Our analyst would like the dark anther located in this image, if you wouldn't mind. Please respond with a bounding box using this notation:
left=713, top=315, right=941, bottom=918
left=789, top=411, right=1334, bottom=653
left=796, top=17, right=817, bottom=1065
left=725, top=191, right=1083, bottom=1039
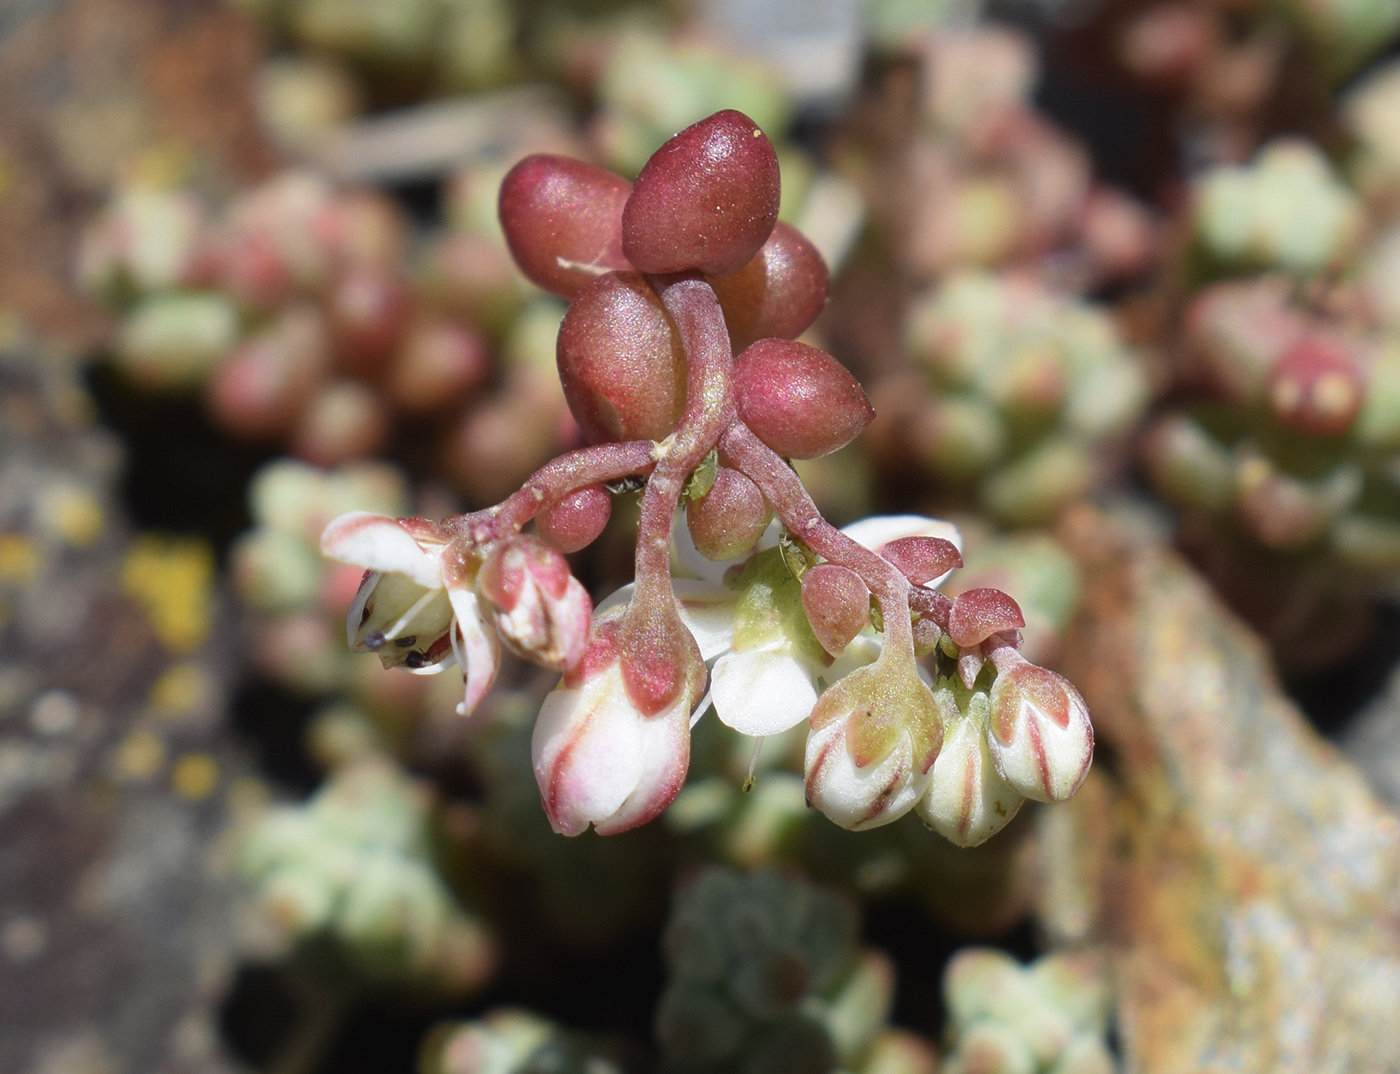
left=405, top=651, right=427, bottom=669
left=364, top=631, right=387, bottom=650
left=359, top=602, right=373, bottom=627
left=393, top=635, right=418, bottom=648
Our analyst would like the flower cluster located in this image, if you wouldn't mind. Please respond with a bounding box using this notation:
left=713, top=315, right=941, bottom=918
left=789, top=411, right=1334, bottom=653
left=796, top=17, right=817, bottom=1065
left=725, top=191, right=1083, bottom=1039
left=321, top=110, right=1093, bottom=843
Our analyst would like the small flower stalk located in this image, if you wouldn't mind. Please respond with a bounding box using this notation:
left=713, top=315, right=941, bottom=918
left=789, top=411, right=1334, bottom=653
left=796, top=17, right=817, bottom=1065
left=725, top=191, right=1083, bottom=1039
left=321, top=110, right=1094, bottom=842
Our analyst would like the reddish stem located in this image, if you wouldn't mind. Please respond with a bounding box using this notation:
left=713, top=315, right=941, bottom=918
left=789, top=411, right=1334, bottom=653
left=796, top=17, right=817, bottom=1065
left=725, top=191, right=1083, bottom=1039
left=719, top=421, right=917, bottom=661
left=443, top=439, right=659, bottom=543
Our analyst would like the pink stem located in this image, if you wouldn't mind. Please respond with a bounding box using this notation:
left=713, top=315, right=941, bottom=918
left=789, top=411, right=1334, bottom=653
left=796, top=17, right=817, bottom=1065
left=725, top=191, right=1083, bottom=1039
left=443, top=439, right=659, bottom=543
left=719, top=421, right=917, bottom=661
left=626, top=275, right=736, bottom=618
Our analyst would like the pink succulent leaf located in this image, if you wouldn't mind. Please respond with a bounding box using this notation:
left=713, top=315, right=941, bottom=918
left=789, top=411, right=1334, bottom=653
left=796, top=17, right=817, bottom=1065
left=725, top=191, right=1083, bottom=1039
left=445, top=586, right=501, bottom=715
left=320, top=511, right=442, bottom=588
left=948, top=589, right=1026, bottom=648
left=531, top=659, right=691, bottom=836
left=917, top=697, right=1024, bottom=847
left=880, top=536, right=963, bottom=585
left=671, top=509, right=781, bottom=584
left=986, top=648, right=1094, bottom=802
left=840, top=515, right=963, bottom=589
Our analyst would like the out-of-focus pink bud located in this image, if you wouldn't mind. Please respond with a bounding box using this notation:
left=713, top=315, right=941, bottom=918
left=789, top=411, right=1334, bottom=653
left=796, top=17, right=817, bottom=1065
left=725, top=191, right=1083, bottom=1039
left=804, top=662, right=943, bottom=831
left=531, top=623, right=693, bottom=836
left=917, top=691, right=1024, bottom=847
left=1267, top=336, right=1366, bottom=437
left=325, top=266, right=413, bottom=379
left=291, top=380, right=391, bottom=467
left=206, top=303, right=330, bottom=440
left=384, top=317, right=491, bottom=415
left=986, top=648, right=1093, bottom=803
left=801, top=563, right=871, bottom=657
left=477, top=535, right=592, bottom=670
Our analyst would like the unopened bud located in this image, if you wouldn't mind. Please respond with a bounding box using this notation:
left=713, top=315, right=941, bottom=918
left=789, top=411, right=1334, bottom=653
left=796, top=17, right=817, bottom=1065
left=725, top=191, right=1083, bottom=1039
left=918, top=688, right=1024, bottom=846
left=477, top=536, right=591, bottom=670
left=986, top=649, right=1092, bottom=802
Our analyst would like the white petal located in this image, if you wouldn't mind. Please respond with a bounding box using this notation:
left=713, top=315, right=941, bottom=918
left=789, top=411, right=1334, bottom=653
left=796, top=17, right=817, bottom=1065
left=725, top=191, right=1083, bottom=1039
left=345, top=570, right=377, bottom=648
left=594, top=694, right=692, bottom=835
left=446, top=587, right=501, bottom=715
left=711, top=648, right=819, bottom=736
left=531, top=667, right=644, bottom=836
left=840, top=515, right=962, bottom=589
left=672, top=580, right=738, bottom=662
left=804, top=721, right=930, bottom=831
left=321, top=512, right=441, bottom=588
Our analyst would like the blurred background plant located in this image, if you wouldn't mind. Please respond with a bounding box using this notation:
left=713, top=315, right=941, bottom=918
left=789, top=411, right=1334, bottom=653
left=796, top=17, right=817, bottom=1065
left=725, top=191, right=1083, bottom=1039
left=5, top=0, right=1400, bottom=1072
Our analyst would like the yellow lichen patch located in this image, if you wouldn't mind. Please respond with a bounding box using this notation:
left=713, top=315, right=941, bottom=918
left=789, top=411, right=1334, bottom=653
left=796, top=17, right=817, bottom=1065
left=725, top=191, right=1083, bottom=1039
left=120, top=535, right=215, bottom=652
left=37, top=485, right=105, bottom=548
left=0, top=534, right=40, bottom=585
left=149, top=662, right=210, bottom=719
left=114, top=728, right=166, bottom=782
left=172, top=753, right=219, bottom=801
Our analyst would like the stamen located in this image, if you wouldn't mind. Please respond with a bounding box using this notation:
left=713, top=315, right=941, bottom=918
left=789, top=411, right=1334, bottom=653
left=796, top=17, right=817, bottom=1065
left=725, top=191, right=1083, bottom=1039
left=405, top=652, right=427, bottom=669
left=691, top=690, right=714, bottom=729
left=742, top=736, right=765, bottom=793
left=384, top=588, right=438, bottom=641
left=363, top=631, right=387, bottom=651
left=393, top=635, right=418, bottom=648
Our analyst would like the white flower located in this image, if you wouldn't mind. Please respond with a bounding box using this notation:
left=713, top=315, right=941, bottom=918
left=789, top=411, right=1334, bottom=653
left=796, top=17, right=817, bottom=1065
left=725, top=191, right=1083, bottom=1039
left=647, top=513, right=961, bottom=739
left=322, top=511, right=500, bottom=715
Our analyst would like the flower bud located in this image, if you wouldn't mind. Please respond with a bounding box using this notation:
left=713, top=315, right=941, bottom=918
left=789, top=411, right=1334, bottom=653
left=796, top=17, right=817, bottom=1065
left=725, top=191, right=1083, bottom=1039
left=622, top=109, right=781, bottom=277
left=916, top=687, right=1024, bottom=846
left=804, top=662, right=943, bottom=830
left=477, top=535, right=592, bottom=670
left=881, top=536, right=963, bottom=586
left=384, top=317, right=491, bottom=415
left=986, top=649, right=1092, bottom=802
left=733, top=339, right=874, bottom=460
left=532, top=622, right=693, bottom=835
left=206, top=303, right=329, bottom=440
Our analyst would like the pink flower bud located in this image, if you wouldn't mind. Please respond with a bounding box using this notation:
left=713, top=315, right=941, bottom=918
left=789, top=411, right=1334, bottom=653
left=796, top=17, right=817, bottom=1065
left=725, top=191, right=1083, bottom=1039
left=986, top=649, right=1093, bottom=802
left=804, top=662, right=943, bottom=831
left=476, top=536, right=591, bottom=670
left=881, top=536, right=963, bottom=586
left=536, top=485, right=612, bottom=554
left=800, top=563, right=871, bottom=657
left=733, top=339, right=875, bottom=460
left=498, top=154, right=633, bottom=299
left=532, top=622, right=692, bottom=836
left=1267, top=336, right=1365, bottom=437
left=622, top=109, right=781, bottom=277
left=917, top=693, right=1024, bottom=847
